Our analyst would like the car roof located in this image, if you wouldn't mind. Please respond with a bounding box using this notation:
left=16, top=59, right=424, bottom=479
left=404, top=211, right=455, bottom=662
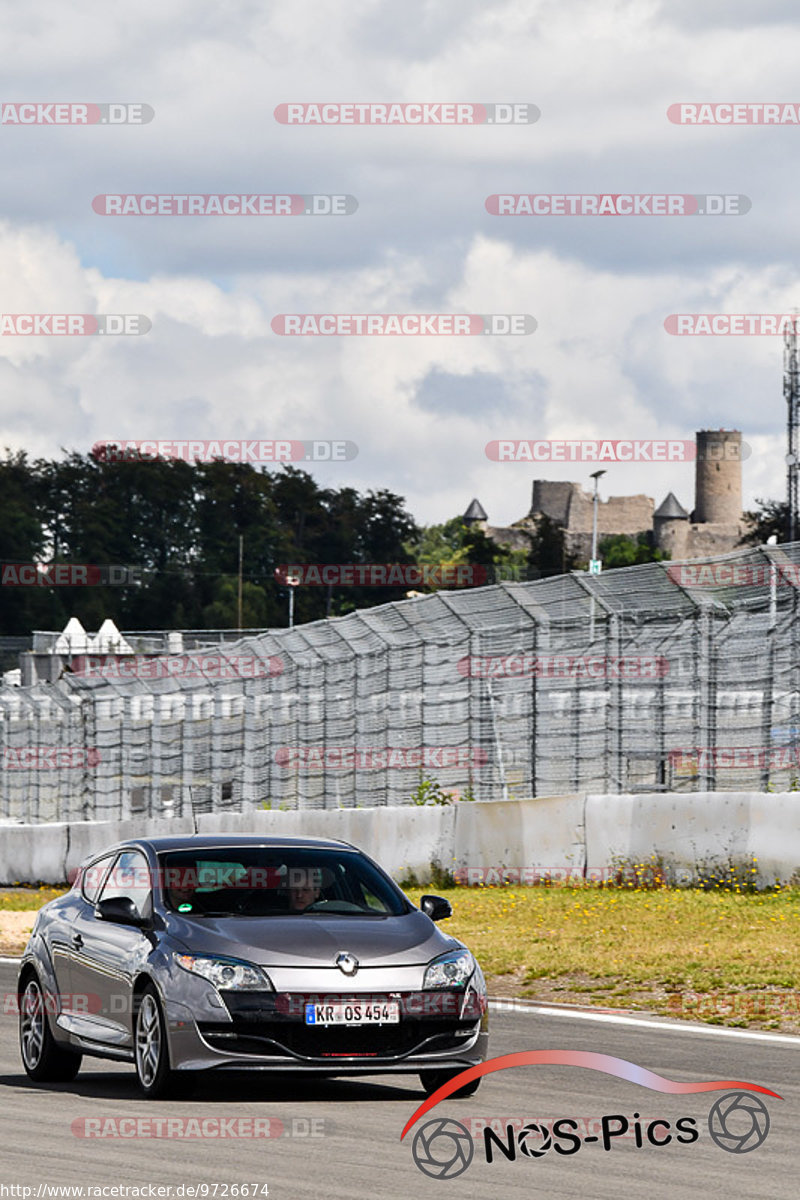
left=85, top=834, right=357, bottom=858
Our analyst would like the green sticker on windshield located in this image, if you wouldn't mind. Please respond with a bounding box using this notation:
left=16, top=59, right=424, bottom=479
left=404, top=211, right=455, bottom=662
left=178, top=903, right=193, bottom=912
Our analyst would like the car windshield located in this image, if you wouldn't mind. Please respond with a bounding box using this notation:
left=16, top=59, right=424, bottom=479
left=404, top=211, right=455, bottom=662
left=158, top=847, right=409, bottom=917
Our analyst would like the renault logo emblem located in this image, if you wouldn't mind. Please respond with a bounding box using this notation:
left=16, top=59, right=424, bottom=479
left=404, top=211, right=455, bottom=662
left=335, top=952, right=359, bottom=976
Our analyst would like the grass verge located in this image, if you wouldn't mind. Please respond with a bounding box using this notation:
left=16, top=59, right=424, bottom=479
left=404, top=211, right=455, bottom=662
left=0, top=888, right=69, bottom=911
left=405, top=884, right=800, bottom=1033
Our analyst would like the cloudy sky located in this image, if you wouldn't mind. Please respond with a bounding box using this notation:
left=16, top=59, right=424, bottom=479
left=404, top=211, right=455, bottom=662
left=1, top=0, right=798, bottom=528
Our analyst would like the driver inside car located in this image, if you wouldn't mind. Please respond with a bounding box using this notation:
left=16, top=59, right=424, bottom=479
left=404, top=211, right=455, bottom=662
left=166, top=868, right=202, bottom=912
left=287, top=880, right=321, bottom=912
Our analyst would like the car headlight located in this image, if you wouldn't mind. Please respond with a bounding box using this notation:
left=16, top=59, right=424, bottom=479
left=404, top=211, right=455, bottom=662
left=174, top=954, right=274, bottom=991
left=423, top=948, right=475, bottom=990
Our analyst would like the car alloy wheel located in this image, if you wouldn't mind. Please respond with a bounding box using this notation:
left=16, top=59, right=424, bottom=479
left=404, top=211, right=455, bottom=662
left=134, top=984, right=175, bottom=1098
left=19, top=974, right=82, bottom=1082
left=20, top=979, right=44, bottom=1070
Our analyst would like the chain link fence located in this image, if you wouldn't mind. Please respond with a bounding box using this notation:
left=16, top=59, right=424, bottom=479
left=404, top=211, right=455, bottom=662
left=2, top=541, right=800, bottom=823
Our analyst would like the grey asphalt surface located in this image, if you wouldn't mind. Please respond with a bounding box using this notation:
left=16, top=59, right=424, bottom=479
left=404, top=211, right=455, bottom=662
left=0, top=962, right=797, bottom=1199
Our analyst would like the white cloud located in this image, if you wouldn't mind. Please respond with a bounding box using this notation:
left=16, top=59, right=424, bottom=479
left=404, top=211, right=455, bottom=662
left=0, top=0, right=797, bottom=537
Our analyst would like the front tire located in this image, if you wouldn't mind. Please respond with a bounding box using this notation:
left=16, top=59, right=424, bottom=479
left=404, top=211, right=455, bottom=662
left=19, top=975, right=82, bottom=1083
left=419, top=1069, right=481, bottom=1098
left=134, top=984, right=176, bottom=1098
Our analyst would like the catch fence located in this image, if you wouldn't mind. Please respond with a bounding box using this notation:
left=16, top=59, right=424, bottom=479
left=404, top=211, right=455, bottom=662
left=2, top=542, right=800, bottom=821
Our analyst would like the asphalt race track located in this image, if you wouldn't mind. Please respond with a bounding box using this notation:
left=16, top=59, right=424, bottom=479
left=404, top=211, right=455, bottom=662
left=0, top=963, right=797, bottom=1199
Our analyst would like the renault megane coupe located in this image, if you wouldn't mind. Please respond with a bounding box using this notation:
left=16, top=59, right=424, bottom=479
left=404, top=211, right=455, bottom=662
left=18, top=835, right=488, bottom=1097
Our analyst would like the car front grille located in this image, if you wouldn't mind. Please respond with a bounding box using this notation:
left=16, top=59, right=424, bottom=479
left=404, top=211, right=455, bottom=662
left=196, top=990, right=482, bottom=1060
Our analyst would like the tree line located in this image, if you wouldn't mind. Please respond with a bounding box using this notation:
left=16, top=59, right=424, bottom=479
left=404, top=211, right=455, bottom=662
left=0, top=449, right=542, bottom=634
left=6, top=446, right=767, bottom=636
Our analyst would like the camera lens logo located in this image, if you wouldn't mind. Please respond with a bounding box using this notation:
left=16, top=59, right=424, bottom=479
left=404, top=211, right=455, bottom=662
left=708, top=1092, right=771, bottom=1153
left=412, top=1118, right=474, bottom=1178
left=517, top=1122, right=552, bottom=1157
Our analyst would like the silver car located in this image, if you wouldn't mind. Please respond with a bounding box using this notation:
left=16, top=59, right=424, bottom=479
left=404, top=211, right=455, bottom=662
left=18, top=835, right=488, bottom=1098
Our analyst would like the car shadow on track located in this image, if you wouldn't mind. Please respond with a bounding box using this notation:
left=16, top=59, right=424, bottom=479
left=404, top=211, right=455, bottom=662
left=0, top=1070, right=425, bottom=1103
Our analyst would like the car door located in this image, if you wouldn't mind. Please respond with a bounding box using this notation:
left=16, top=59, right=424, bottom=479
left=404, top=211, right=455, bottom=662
left=42, top=854, right=116, bottom=1009
left=68, top=849, right=153, bottom=1046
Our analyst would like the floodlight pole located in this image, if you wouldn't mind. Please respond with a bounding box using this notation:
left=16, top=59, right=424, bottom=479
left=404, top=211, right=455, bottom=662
left=237, top=535, right=243, bottom=632
left=589, top=469, right=606, bottom=642
left=590, top=470, right=606, bottom=565
left=288, top=580, right=298, bottom=629
left=767, top=534, right=778, bottom=629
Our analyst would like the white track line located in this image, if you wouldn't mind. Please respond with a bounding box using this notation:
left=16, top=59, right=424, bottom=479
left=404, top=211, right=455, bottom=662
left=489, top=998, right=800, bottom=1045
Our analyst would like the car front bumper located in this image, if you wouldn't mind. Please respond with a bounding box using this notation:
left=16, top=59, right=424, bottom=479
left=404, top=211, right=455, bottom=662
left=164, top=988, right=488, bottom=1074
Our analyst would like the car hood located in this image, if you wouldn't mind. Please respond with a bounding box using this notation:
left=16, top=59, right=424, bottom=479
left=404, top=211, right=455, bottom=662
left=165, top=908, right=457, bottom=968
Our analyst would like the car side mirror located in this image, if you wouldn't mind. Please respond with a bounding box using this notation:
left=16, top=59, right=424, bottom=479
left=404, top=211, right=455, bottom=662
left=95, top=896, right=148, bottom=927
left=420, top=894, right=452, bottom=922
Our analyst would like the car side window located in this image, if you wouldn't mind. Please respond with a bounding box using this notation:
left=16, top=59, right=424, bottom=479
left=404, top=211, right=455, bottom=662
left=97, top=850, right=152, bottom=920
left=81, top=854, right=116, bottom=904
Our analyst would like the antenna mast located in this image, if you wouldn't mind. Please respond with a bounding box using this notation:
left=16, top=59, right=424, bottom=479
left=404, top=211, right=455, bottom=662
left=785, top=321, right=800, bottom=541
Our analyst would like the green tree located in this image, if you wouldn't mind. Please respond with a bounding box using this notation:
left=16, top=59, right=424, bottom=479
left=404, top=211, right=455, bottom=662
left=740, top=498, right=789, bottom=546
left=0, top=450, right=54, bottom=634
left=528, top=515, right=575, bottom=578
left=595, top=533, right=669, bottom=569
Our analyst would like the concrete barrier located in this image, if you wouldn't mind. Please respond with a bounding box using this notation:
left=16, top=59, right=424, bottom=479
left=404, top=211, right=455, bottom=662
left=0, top=807, right=455, bottom=886
left=0, top=799, right=579, bottom=886
left=191, top=806, right=455, bottom=885
left=0, top=821, right=68, bottom=885
left=2, top=792, right=799, bottom=887
left=586, top=791, right=800, bottom=887
left=749, top=793, right=800, bottom=886
left=453, top=794, right=585, bottom=882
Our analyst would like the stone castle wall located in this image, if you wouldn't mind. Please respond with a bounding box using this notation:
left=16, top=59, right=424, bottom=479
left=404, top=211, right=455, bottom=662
left=525, top=480, right=743, bottom=559
left=518, top=435, right=745, bottom=562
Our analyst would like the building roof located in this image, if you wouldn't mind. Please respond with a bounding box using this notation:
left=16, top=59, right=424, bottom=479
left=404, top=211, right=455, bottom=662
left=463, top=498, right=488, bottom=522
left=654, top=491, right=690, bottom=520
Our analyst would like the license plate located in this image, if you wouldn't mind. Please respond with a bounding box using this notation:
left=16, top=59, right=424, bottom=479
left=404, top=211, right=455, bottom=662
left=305, top=1001, right=400, bottom=1025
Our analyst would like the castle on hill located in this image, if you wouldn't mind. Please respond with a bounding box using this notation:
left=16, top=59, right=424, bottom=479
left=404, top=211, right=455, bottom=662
left=467, top=429, right=745, bottom=562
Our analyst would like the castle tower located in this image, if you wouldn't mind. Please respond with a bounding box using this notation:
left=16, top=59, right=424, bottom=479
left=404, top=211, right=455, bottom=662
left=694, top=429, right=742, bottom=525
left=654, top=492, right=690, bottom=557
left=463, top=498, right=488, bottom=531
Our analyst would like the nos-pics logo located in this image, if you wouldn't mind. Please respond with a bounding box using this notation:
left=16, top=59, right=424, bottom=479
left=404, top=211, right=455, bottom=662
left=401, top=1051, right=780, bottom=1179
